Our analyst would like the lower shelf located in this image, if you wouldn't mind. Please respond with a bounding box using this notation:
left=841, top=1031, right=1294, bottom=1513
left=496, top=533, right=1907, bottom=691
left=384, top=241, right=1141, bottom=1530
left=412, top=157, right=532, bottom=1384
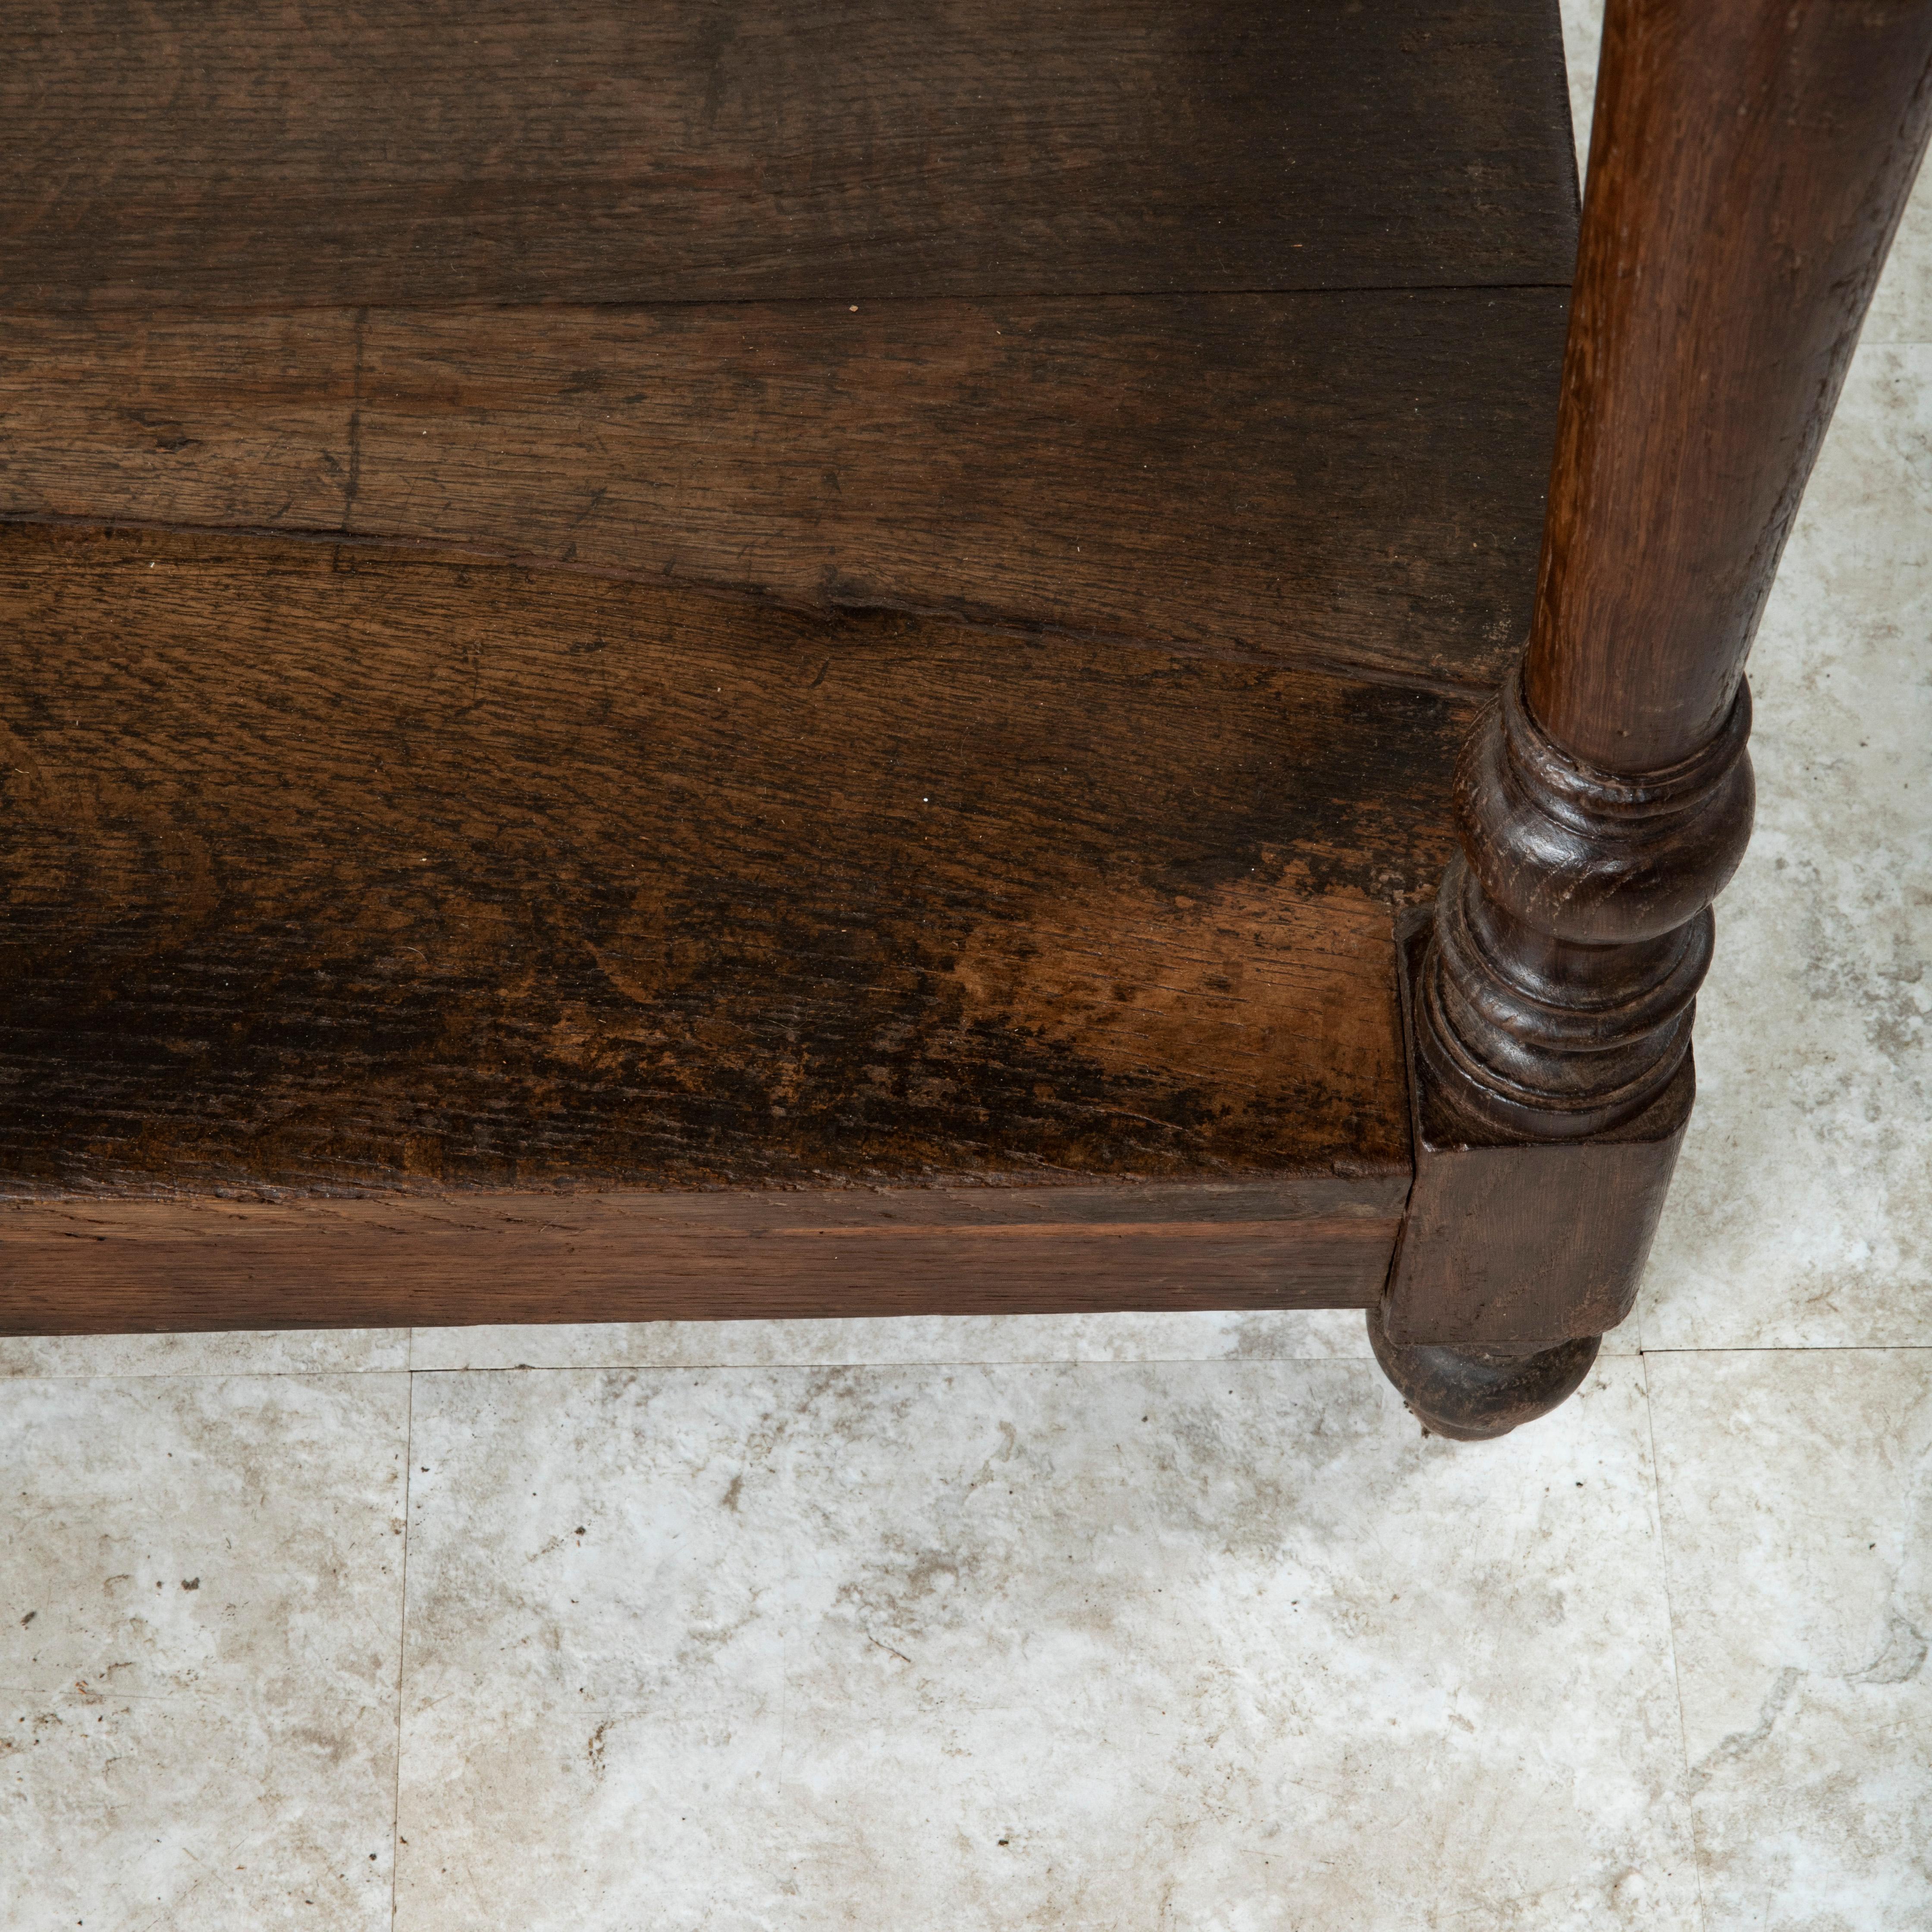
left=0, top=522, right=1471, bottom=1332
left=2, top=522, right=1469, bottom=1185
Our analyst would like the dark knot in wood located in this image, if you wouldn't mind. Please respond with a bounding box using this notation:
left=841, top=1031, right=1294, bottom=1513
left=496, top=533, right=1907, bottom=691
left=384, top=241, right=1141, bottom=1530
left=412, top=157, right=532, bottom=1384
left=1416, top=668, right=1753, bottom=1140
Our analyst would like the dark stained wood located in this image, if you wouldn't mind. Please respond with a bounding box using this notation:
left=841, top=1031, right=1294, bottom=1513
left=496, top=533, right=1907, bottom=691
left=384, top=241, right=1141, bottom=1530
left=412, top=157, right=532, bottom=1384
left=0, top=1182, right=1402, bottom=1335
left=0, top=1, right=1592, bottom=1347
left=1528, top=0, right=1932, bottom=770
left=0, top=522, right=1473, bottom=1201
left=0, top=291, right=1571, bottom=693
left=1415, top=665, right=1752, bottom=1140
left=0, top=1, right=1578, bottom=313
left=1367, top=1311, right=1600, bottom=1443
left=1385, top=914, right=1689, bottom=1349
left=1414, top=0, right=1932, bottom=1152
left=1388, top=0, right=1932, bottom=1436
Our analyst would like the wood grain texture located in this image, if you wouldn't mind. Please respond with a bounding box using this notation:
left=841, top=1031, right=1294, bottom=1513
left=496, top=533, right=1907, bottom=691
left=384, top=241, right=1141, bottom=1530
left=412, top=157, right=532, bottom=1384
left=1386, top=0, right=1932, bottom=1433
left=0, top=0, right=1588, bottom=1335
left=1386, top=915, right=1690, bottom=1349
left=0, top=522, right=1474, bottom=1200
left=1411, top=0, right=1932, bottom=1147
left=0, top=1182, right=1402, bottom=1333
left=1, top=0, right=1578, bottom=311
left=1415, top=665, right=1752, bottom=1140
left=0, top=291, right=1571, bottom=692
left=1527, top=0, right=1932, bottom=768
left=1367, top=1306, right=1600, bottom=1441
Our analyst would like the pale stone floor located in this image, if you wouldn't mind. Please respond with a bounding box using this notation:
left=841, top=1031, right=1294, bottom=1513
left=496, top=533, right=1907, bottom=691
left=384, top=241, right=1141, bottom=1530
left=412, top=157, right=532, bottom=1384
left=5, top=17, right=1929, bottom=1931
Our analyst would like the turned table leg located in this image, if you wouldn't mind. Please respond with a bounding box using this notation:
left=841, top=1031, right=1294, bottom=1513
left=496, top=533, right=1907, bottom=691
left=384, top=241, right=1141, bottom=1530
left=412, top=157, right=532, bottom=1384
left=1375, top=0, right=1932, bottom=1437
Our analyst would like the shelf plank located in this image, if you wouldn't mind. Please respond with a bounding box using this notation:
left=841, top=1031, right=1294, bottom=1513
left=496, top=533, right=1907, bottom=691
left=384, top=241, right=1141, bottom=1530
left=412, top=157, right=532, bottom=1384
left=0, top=290, right=1568, bottom=692
left=1, top=0, right=1577, bottom=310
left=0, top=0, right=1578, bottom=1327
left=0, top=522, right=1472, bottom=1201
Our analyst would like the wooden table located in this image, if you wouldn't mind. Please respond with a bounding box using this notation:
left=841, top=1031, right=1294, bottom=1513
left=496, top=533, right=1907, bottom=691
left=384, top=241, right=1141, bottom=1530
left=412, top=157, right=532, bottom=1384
left=2, top=0, right=1925, bottom=1437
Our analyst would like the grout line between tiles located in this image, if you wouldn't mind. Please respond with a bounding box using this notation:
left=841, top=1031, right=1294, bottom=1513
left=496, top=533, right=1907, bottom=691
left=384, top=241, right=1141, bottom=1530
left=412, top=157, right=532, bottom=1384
left=1640, top=1349, right=1711, bottom=1932
left=389, top=1362, right=415, bottom=1932
left=1637, top=1342, right=1932, bottom=1355
left=392, top=1348, right=1764, bottom=1375
left=0, top=1363, right=414, bottom=1382
left=399, top=1355, right=1380, bottom=1374
left=2, top=1339, right=1926, bottom=1383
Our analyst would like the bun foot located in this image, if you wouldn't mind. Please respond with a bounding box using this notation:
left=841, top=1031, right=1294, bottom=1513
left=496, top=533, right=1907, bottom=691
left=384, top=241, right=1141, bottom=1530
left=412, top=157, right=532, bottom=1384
left=1366, top=1305, right=1601, bottom=1441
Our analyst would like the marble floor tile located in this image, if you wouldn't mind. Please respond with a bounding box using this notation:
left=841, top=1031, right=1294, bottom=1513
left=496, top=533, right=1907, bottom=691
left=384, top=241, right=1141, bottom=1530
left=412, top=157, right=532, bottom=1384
left=1647, top=1349, right=1932, bottom=1932
left=394, top=1357, right=1697, bottom=1932
left=408, top=1308, right=1376, bottom=1374
left=0, top=1374, right=411, bottom=1931
left=410, top=1303, right=1641, bottom=1373
left=1559, top=0, right=1601, bottom=176
left=1865, top=181, right=1932, bottom=348
left=0, top=1327, right=411, bottom=1379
